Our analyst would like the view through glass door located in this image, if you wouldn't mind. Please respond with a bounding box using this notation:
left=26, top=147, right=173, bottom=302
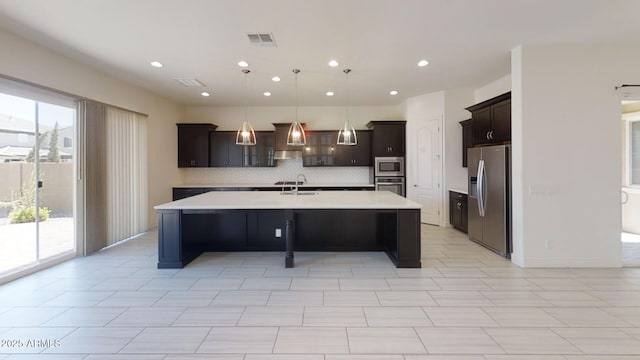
left=621, top=99, right=640, bottom=265
left=0, top=91, right=75, bottom=276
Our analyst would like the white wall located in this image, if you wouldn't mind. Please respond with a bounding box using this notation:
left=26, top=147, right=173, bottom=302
left=0, top=28, right=183, bottom=228
left=511, top=44, right=640, bottom=267
left=444, top=88, right=475, bottom=192
left=475, top=74, right=511, bottom=103
left=181, top=105, right=403, bottom=185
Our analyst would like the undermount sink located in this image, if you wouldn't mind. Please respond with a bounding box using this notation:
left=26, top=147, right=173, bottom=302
left=280, top=191, right=320, bottom=196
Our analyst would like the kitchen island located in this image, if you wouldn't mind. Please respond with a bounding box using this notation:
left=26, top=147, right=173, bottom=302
left=154, top=191, right=422, bottom=268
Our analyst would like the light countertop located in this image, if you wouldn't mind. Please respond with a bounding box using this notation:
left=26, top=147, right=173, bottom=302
left=155, top=190, right=421, bottom=210
left=448, top=187, right=468, bottom=195
left=174, top=183, right=375, bottom=188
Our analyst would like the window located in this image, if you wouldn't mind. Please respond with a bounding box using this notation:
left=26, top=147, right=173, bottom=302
left=64, top=136, right=72, bottom=147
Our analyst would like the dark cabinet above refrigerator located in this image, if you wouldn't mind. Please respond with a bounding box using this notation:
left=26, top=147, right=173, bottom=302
left=465, top=92, right=511, bottom=146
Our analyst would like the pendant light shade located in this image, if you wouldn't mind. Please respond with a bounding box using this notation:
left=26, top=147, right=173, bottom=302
left=337, top=120, right=357, bottom=145
left=236, top=120, right=256, bottom=145
left=236, top=69, right=257, bottom=145
left=287, top=69, right=306, bottom=146
left=337, top=68, right=357, bottom=145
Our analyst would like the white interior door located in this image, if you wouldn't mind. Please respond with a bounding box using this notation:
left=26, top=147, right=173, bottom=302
left=413, top=118, right=442, bottom=225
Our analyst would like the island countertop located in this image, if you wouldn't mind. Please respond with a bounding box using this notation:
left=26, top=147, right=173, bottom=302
left=173, top=182, right=374, bottom=188
left=155, top=190, right=422, bottom=210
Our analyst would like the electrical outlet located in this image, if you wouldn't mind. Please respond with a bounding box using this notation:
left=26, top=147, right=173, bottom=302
left=275, top=229, right=282, bottom=238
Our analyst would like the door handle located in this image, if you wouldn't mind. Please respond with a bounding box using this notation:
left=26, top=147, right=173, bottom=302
left=477, top=159, right=486, bottom=217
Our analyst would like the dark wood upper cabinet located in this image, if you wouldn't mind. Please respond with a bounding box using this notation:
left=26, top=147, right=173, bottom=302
left=490, top=99, right=511, bottom=143
left=303, top=131, right=337, bottom=167
left=335, top=130, right=372, bottom=166
left=466, top=92, right=511, bottom=145
left=302, top=130, right=372, bottom=167
left=244, top=131, right=276, bottom=167
left=366, top=121, right=406, bottom=157
left=209, top=131, right=243, bottom=167
left=177, top=123, right=216, bottom=168
left=459, top=119, right=473, bottom=167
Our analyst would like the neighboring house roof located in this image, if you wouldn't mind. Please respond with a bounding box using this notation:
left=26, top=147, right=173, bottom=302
left=0, top=113, right=52, bottom=135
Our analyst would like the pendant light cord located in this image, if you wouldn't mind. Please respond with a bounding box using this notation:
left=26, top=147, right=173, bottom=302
left=345, top=69, right=350, bottom=122
left=243, top=69, right=249, bottom=123
left=294, top=69, right=299, bottom=122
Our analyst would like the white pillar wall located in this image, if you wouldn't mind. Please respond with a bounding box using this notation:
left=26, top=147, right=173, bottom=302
left=511, top=44, right=640, bottom=267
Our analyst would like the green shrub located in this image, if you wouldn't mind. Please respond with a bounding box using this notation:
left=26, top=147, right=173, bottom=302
left=8, top=206, right=50, bottom=224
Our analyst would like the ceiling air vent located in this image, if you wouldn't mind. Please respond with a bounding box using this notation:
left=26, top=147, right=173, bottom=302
left=247, top=33, right=276, bottom=47
left=175, top=78, right=206, bottom=87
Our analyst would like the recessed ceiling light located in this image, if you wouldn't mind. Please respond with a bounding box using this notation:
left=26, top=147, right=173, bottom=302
left=201, top=92, right=210, bottom=97
left=328, top=60, right=339, bottom=67
left=326, top=91, right=334, bottom=96
left=150, top=61, right=163, bottom=68
left=389, top=90, right=399, bottom=95
left=238, top=60, right=249, bottom=67
left=264, top=92, right=271, bottom=96
left=272, top=76, right=281, bottom=82
left=417, top=59, right=429, bottom=67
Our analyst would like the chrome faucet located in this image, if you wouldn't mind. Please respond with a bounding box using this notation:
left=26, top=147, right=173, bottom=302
left=294, top=173, right=307, bottom=195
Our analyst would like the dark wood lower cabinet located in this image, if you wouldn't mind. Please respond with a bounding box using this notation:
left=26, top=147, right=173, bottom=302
left=157, top=208, right=421, bottom=269
left=294, top=210, right=382, bottom=251
left=449, top=191, right=468, bottom=233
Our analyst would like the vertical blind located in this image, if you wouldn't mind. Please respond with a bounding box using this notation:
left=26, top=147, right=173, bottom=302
left=81, top=100, right=148, bottom=253
left=105, top=107, right=148, bottom=246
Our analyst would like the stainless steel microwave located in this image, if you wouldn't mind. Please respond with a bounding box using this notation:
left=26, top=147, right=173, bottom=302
left=374, top=157, right=405, bottom=177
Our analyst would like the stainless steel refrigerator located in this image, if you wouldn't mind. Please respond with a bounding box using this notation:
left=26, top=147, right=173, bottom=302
left=468, top=144, right=511, bottom=258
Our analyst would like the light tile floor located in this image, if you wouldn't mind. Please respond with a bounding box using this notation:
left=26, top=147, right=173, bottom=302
left=0, top=225, right=640, bottom=359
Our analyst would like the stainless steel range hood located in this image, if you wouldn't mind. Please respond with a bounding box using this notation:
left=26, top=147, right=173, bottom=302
left=274, top=150, right=302, bottom=160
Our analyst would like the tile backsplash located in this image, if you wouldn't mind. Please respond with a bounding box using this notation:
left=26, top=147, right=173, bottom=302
left=180, top=159, right=372, bottom=185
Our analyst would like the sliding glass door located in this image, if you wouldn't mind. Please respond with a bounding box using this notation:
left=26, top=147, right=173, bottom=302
left=0, top=90, right=75, bottom=276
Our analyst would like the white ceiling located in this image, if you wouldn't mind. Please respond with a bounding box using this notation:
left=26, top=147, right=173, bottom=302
left=0, top=0, right=639, bottom=107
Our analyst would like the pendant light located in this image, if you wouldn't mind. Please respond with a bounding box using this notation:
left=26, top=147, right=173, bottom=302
left=337, top=68, right=357, bottom=145
left=287, top=69, right=306, bottom=146
left=236, top=69, right=257, bottom=145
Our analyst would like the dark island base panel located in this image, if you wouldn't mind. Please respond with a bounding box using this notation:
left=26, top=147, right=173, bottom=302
left=157, top=209, right=421, bottom=269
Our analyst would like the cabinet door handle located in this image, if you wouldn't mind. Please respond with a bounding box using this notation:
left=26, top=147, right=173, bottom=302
left=457, top=202, right=462, bottom=209
left=486, top=132, right=490, bottom=139
left=489, top=131, right=493, bottom=140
